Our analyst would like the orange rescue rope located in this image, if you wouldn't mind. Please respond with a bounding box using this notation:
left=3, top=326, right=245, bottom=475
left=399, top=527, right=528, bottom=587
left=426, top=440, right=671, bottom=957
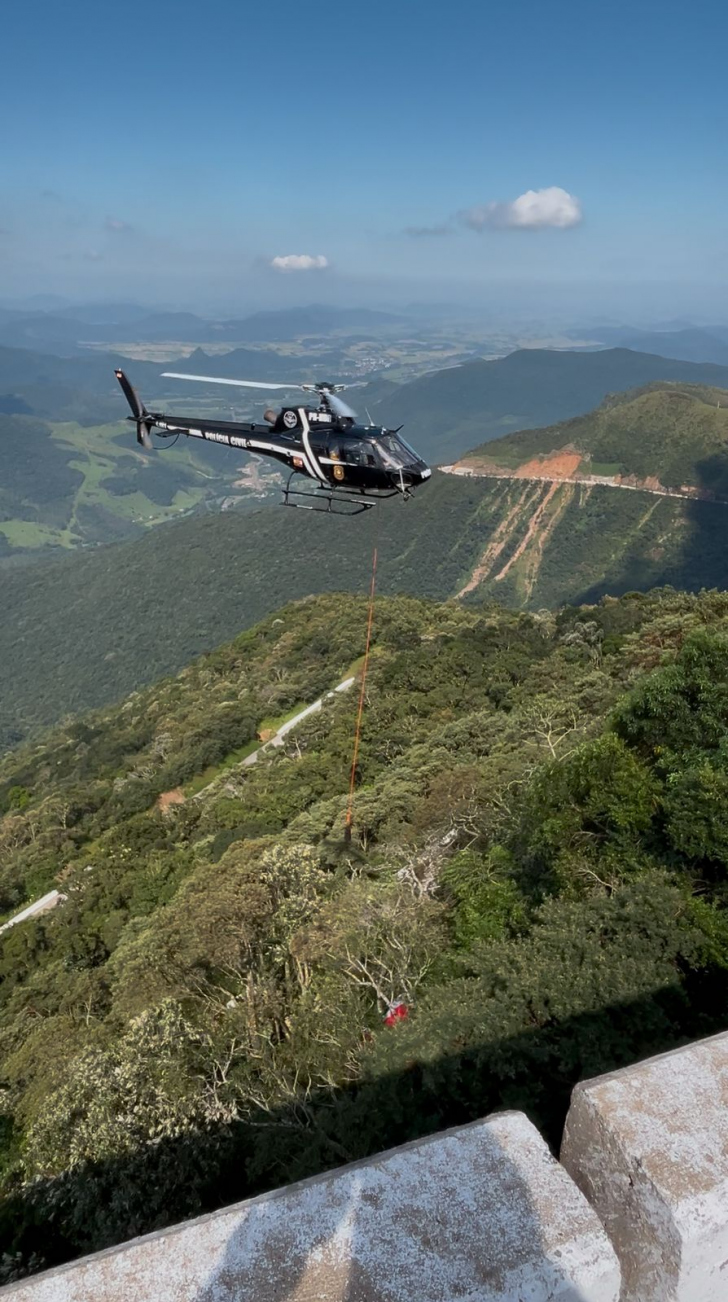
left=345, top=545, right=378, bottom=840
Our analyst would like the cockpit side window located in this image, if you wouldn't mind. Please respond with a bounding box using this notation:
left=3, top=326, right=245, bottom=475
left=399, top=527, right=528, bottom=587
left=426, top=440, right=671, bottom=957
left=377, top=434, right=417, bottom=469
left=397, top=433, right=421, bottom=460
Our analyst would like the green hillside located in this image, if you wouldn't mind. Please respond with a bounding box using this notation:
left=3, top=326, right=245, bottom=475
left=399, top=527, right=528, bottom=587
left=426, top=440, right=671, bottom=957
left=452, top=478, right=728, bottom=609
left=374, top=347, right=728, bottom=463
left=2, top=587, right=728, bottom=1280
left=6, top=380, right=728, bottom=753
left=465, top=382, right=728, bottom=489
left=0, top=413, right=277, bottom=555
left=6, top=439, right=728, bottom=752
left=0, top=475, right=497, bottom=749
left=7, top=344, right=728, bottom=564
left=439, top=382, right=728, bottom=609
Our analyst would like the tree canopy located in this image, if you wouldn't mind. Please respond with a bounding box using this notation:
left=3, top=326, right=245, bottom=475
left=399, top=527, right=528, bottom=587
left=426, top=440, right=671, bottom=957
left=2, top=585, right=728, bottom=1282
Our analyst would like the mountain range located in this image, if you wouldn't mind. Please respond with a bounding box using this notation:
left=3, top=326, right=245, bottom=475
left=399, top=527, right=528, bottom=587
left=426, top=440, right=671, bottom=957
left=369, top=346, right=728, bottom=462
left=0, top=304, right=408, bottom=354
left=4, top=378, right=728, bottom=750
left=7, top=343, right=728, bottom=563
left=571, top=323, right=728, bottom=366
left=5, top=323, right=728, bottom=1281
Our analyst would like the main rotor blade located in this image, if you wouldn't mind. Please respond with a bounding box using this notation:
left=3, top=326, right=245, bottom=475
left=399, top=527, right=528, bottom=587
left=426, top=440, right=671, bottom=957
left=161, top=373, right=304, bottom=390
left=300, top=382, right=364, bottom=394
left=326, top=391, right=358, bottom=420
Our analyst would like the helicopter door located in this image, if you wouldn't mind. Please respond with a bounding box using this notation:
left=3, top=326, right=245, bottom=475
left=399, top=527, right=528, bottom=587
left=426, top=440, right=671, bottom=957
left=328, top=439, right=346, bottom=481
left=328, top=436, right=375, bottom=482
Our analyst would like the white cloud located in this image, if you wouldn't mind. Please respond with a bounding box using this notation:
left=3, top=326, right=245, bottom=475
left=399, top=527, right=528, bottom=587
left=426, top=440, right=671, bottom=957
left=270, top=253, right=329, bottom=272
left=105, top=216, right=134, bottom=233
left=461, top=187, right=582, bottom=231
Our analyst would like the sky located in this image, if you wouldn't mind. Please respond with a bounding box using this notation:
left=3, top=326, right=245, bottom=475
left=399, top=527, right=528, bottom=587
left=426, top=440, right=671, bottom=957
left=2, top=0, right=727, bottom=319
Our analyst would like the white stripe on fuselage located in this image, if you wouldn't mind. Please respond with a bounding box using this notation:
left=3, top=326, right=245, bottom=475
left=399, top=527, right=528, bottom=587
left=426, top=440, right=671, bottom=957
left=159, top=422, right=290, bottom=459
left=299, top=410, right=326, bottom=482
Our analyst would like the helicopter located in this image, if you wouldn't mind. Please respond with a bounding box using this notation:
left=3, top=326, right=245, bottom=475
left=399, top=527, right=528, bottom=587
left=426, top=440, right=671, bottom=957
left=114, top=369, right=431, bottom=516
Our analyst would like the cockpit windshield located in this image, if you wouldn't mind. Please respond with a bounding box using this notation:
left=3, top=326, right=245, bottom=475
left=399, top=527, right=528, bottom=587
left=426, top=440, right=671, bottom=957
left=376, top=433, right=419, bottom=469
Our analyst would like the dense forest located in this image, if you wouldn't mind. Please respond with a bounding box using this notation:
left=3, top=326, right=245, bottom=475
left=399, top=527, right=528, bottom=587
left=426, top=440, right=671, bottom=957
left=8, top=381, right=728, bottom=751
left=0, top=475, right=498, bottom=750
left=2, top=586, right=728, bottom=1281
left=467, top=381, right=728, bottom=489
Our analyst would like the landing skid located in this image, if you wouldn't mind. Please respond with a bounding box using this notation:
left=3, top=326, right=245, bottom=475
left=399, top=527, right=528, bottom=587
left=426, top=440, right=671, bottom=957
left=281, top=473, right=402, bottom=517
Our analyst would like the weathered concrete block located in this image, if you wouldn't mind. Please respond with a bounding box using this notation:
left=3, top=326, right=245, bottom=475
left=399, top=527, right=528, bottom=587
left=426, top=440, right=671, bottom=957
left=561, top=1030, right=728, bottom=1302
left=2, top=1111, right=619, bottom=1301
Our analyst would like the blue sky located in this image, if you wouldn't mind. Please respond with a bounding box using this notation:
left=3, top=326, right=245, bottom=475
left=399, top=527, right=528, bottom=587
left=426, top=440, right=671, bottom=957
left=2, top=0, right=727, bottom=317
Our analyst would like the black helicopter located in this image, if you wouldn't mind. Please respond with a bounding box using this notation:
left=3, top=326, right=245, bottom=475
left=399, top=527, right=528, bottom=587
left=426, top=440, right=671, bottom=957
left=115, top=369, right=431, bottom=515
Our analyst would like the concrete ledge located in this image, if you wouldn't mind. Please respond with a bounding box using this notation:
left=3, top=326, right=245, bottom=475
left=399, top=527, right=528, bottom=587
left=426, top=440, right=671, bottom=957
left=561, top=1030, right=728, bottom=1302
left=1, top=1111, right=620, bottom=1302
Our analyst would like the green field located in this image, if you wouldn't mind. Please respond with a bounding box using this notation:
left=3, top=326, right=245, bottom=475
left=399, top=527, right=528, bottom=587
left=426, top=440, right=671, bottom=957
left=588, top=461, right=622, bottom=477
left=50, top=421, right=210, bottom=547
left=0, top=415, right=276, bottom=556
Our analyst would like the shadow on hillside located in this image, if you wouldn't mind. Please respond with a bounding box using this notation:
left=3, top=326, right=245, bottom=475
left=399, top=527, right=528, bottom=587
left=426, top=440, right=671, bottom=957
left=2, top=970, right=726, bottom=1292
left=573, top=453, right=728, bottom=605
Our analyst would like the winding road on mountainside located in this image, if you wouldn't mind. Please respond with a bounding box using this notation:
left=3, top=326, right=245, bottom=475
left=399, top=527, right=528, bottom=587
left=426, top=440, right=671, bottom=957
left=191, top=674, right=356, bottom=799
left=0, top=675, right=358, bottom=938
left=439, top=463, right=728, bottom=504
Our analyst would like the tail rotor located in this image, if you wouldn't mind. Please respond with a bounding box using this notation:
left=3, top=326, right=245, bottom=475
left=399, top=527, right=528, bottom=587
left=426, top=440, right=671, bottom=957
left=115, top=369, right=154, bottom=449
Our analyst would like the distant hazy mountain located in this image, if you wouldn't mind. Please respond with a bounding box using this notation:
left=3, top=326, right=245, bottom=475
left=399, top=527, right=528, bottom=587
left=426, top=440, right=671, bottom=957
left=56, top=302, right=155, bottom=324
left=0, top=310, right=220, bottom=352
left=173, top=346, right=339, bottom=381
left=571, top=325, right=728, bottom=366
left=0, top=344, right=170, bottom=421
left=0, top=303, right=407, bottom=353
left=0, top=313, right=94, bottom=356
left=372, top=347, right=728, bottom=463
left=219, top=305, right=407, bottom=341
left=0, top=344, right=134, bottom=421
left=0, top=342, right=308, bottom=424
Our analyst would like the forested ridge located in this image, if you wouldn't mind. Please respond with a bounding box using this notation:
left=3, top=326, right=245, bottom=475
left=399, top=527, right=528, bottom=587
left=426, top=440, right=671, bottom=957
left=464, top=381, right=728, bottom=488
left=373, top=348, right=728, bottom=461
left=0, top=476, right=498, bottom=751
left=2, top=587, right=728, bottom=1280
left=7, top=379, right=728, bottom=754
